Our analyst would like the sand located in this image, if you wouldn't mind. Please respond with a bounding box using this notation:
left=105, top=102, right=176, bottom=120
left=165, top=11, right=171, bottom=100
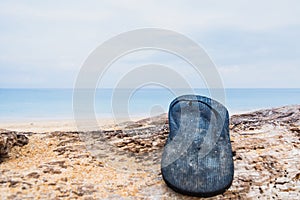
left=1, top=106, right=300, bottom=199
left=0, top=117, right=144, bottom=133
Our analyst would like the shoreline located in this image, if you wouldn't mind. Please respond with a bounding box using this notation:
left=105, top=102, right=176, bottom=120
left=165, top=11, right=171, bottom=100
left=0, top=117, right=145, bottom=133
left=0, top=105, right=294, bottom=133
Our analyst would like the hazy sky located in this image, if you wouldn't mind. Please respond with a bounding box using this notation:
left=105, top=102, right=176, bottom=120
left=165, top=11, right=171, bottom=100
left=0, top=0, right=299, bottom=88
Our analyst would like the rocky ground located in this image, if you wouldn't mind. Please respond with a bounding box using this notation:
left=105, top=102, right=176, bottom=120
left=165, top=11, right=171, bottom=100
left=0, top=105, right=299, bottom=199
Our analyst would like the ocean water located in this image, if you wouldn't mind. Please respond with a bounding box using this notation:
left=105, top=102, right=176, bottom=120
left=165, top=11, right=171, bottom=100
left=0, top=88, right=299, bottom=121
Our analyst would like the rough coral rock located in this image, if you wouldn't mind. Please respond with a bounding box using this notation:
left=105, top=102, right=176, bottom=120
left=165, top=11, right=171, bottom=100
left=0, top=105, right=299, bottom=199
left=0, top=130, right=29, bottom=159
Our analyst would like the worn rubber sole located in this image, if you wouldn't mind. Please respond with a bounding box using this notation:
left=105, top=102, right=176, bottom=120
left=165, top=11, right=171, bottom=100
left=161, top=95, right=234, bottom=197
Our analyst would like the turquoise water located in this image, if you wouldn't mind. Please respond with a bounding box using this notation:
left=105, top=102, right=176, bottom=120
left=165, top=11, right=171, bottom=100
left=0, top=88, right=299, bottom=121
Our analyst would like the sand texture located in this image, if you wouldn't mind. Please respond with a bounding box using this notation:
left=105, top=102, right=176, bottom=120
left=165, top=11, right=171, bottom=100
left=0, top=105, right=300, bottom=199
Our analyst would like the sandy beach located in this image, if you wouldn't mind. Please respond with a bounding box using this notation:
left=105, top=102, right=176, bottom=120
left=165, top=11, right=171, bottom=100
left=0, top=117, right=145, bottom=133
left=0, top=120, right=88, bottom=133
left=1, top=0, right=300, bottom=198
left=0, top=105, right=300, bottom=199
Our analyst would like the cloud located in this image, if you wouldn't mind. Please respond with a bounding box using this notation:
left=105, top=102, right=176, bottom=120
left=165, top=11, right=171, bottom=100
left=219, top=63, right=300, bottom=88
left=0, top=1, right=112, bottom=22
left=0, top=0, right=299, bottom=88
left=108, top=0, right=300, bottom=31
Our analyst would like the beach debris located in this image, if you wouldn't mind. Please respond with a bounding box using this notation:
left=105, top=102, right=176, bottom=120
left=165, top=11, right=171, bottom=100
left=0, top=131, right=29, bottom=159
left=0, top=105, right=299, bottom=199
left=161, top=95, right=234, bottom=197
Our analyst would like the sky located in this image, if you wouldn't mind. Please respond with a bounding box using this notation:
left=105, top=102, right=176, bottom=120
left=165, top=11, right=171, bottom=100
left=0, top=0, right=299, bottom=88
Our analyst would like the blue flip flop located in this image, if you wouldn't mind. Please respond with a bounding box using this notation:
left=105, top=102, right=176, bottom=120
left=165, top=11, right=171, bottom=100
left=161, top=95, right=234, bottom=197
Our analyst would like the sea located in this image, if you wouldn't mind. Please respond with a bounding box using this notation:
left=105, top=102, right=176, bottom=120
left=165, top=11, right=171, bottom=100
left=0, top=88, right=299, bottom=121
